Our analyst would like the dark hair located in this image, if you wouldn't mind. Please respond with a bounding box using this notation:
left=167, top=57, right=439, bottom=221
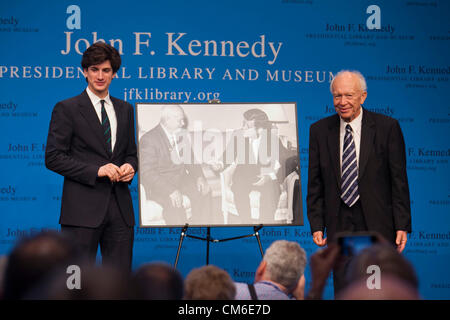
left=25, top=264, right=133, bottom=300
left=81, top=42, right=121, bottom=73
left=2, top=230, right=82, bottom=300
left=244, top=108, right=272, bottom=129
left=345, top=244, right=419, bottom=289
left=131, top=263, right=184, bottom=300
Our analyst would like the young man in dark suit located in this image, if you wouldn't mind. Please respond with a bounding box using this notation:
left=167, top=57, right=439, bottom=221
left=45, top=42, right=137, bottom=271
left=307, top=70, right=411, bottom=294
left=221, top=108, right=290, bottom=225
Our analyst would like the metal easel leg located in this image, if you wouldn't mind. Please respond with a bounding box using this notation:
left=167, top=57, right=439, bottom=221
left=174, top=224, right=189, bottom=269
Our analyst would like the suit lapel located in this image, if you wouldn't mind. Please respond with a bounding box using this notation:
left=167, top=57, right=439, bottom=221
left=327, top=115, right=341, bottom=189
left=359, top=109, right=375, bottom=180
left=156, top=124, right=174, bottom=156
left=77, top=91, right=110, bottom=157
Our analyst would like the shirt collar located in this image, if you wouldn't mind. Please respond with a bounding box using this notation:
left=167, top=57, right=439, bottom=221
left=340, top=107, right=363, bottom=134
left=160, top=123, right=179, bottom=145
left=258, top=281, right=293, bottom=298
left=86, top=87, right=112, bottom=107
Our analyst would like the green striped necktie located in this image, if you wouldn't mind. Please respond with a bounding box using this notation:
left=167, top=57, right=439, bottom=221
left=100, top=100, right=112, bottom=154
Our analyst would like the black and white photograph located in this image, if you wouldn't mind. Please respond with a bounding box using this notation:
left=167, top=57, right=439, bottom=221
left=136, top=103, right=302, bottom=227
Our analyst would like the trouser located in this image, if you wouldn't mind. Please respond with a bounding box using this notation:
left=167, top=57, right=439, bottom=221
left=232, top=180, right=281, bottom=224
left=153, top=179, right=211, bottom=226
left=61, top=193, right=134, bottom=273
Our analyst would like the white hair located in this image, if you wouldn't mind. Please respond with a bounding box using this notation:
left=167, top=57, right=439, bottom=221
left=330, top=70, right=367, bottom=93
left=263, top=240, right=307, bottom=292
left=160, top=105, right=184, bottom=125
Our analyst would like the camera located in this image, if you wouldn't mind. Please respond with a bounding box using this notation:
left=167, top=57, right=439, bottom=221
left=336, top=231, right=379, bottom=256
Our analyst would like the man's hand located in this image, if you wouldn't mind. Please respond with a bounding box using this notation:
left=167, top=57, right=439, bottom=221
left=312, top=231, right=327, bottom=247
left=98, top=163, right=122, bottom=182
left=291, top=274, right=306, bottom=300
left=169, top=190, right=183, bottom=208
left=197, top=177, right=210, bottom=196
left=306, top=243, right=340, bottom=299
left=253, top=175, right=271, bottom=187
left=396, top=230, right=408, bottom=253
left=119, top=163, right=135, bottom=182
left=208, top=161, right=223, bottom=172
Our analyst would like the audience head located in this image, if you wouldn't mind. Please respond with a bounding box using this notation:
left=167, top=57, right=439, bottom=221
left=26, top=264, right=133, bottom=300
left=345, top=244, right=419, bottom=290
left=184, top=265, right=235, bottom=300
left=256, top=240, right=307, bottom=293
left=2, top=230, right=81, bottom=300
left=132, top=262, right=183, bottom=300
left=336, top=274, right=420, bottom=300
left=0, top=256, right=8, bottom=299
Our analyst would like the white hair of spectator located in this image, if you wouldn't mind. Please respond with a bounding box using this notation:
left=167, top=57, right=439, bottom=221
left=263, top=240, right=307, bottom=292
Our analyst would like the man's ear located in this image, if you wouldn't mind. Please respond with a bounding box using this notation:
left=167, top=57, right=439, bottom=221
left=360, top=90, right=368, bottom=105
left=255, top=260, right=267, bottom=282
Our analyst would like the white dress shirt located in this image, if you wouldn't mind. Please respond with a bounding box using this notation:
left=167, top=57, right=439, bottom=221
left=160, top=123, right=184, bottom=161
left=339, top=108, right=363, bottom=173
left=86, top=87, right=117, bottom=152
left=250, top=135, right=280, bottom=180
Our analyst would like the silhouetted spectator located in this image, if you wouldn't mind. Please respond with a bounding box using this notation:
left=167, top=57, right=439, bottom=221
left=305, top=241, right=420, bottom=300
left=235, top=240, right=307, bottom=300
left=0, top=256, right=8, bottom=299
left=345, top=244, right=419, bottom=290
left=184, top=265, right=235, bottom=300
left=2, top=230, right=82, bottom=300
left=132, top=262, right=183, bottom=300
left=336, top=274, right=420, bottom=300
left=26, top=264, right=133, bottom=300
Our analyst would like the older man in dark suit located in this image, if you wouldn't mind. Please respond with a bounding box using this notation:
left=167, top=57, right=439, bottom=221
left=45, top=43, right=137, bottom=271
left=307, top=70, right=411, bottom=294
left=139, top=105, right=210, bottom=226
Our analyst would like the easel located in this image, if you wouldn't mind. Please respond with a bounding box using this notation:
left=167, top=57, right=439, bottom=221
left=174, top=224, right=264, bottom=269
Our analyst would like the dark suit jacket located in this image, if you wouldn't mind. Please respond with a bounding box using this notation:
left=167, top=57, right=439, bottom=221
left=139, top=124, right=203, bottom=201
left=45, top=90, right=138, bottom=228
left=307, top=109, right=411, bottom=243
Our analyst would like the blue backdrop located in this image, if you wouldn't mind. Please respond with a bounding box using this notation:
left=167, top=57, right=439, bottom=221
left=0, top=0, right=449, bottom=299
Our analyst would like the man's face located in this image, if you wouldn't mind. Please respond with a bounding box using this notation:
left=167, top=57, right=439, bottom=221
left=83, top=60, right=115, bottom=98
left=165, top=109, right=185, bottom=133
left=242, top=119, right=258, bottom=138
left=331, top=73, right=367, bottom=122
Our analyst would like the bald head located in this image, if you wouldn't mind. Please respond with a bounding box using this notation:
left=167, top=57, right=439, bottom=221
left=160, top=105, right=186, bottom=133
left=330, top=70, right=367, bottom=93
left=330, top=70, right=368, bottom=122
